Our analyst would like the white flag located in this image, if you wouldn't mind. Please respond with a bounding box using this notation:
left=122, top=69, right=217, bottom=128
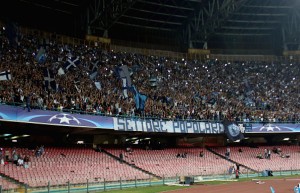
left=95, top=82, right=101, bottom=90
left=0, top=70, right=11, bottom=81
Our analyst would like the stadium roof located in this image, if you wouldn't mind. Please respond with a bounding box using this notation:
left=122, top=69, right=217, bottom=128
left=1, top=0, right=299, bottom=52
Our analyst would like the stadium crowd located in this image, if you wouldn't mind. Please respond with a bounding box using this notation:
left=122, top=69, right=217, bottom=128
left=0, top=28, right=300, bottom=123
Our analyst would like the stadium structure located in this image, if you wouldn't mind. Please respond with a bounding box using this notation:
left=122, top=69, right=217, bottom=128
left=0, top=0, right=300, bottom=192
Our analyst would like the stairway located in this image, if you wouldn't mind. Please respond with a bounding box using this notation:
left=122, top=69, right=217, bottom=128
left=0, top=172, right=26, bottom=190
left=101, top=149, right=162, bottom=179
left=206, top=147, right=259, bottom=173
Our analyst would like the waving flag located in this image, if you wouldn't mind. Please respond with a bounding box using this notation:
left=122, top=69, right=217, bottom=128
left=57, top=67, right=65, bottom=75
left=35, top=47, right=46, bottom=63
left=43, top=68, right=56, bottom=90
left=0, top=70, right=12, bottom=81
left=89, top=71, right=98, bottom=80
left=64, top=57, right=80, bottom=71
left=116, top=65, right=132, bottom=98
left=223, top=119, right=244, bottom=141
left=90, top=60, right=99, bottom=73
left=149, top=76, right=157, bottom=87
left=88, top=60, right=99, bottom=80
left=94, top=81, right=101, bottom=90
left=130, top=86, right=148, bottom=111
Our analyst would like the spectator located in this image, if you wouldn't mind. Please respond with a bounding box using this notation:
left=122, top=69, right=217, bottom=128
left=225, top=147, right=230, bottom=159
left=199, top=151, right=204, bottom=157
left=35, top=146, right=41, bottom=157
left=256, top=152, right=263, bottom=159
left=12, top=151, right=18, bottom=164
left=95, top=145, right=102, bottom=152
left=39, top=145, right=45, bottom=156
left=23, top=155, right=30, bottom=168
left=264, top=148, right=268, bottom=159
left=119, top=152, right=123, bottom=162
left=267, top=149, right=271, bottom=159
left=17, top=156, right=24, bottom=166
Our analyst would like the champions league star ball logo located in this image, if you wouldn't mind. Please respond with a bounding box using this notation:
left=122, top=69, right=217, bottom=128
left=259, top=123, right=281, bottom=132
left=48, top=113, right=81, bottom=125
left=228, top=124, right=241, bottom=137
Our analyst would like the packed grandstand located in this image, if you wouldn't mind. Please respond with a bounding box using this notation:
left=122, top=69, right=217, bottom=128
left=1, top=28, right=300, bottom=122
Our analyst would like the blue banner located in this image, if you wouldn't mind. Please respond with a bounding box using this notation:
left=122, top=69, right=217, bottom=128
left=240, top=122, right=300, bottom=133
left=0, top=104, right=113, bottom=129
left=1, top=104, right=300, bottom=134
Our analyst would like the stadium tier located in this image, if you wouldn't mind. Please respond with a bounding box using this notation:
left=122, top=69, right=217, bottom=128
left=1, top=0, right=300, bottom=191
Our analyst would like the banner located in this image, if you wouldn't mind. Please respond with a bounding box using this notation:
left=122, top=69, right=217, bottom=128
left=223, top=120, right=244, bottom=141
left=114, top=117, right=223, bottom=134
left=0, top=104, right=114, bottom=129
left=241, top=123, right=300, bottom=133
left=2, top=104, right=300, bottom=134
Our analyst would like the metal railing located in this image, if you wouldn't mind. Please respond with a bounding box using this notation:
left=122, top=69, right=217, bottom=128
left=1, top=167, right=299, bottom=193
left=2, top=102, right=300, bottom=124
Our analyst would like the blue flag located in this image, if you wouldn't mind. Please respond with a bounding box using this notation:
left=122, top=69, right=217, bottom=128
left=64, top=57, right=80, bottom=71
left=116, top=65, right=132, bottom=98
left=117, top=65, right=132, bottom=87
left=130, top=86, right=148, bottom=110
left=35, top=47, right=46, bottom=63
left=222, top=119, right=244, bottom=142
left=43, top=68, right=56, bottom=91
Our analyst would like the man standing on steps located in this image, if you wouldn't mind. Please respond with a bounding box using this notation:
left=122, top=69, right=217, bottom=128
left=235, top=167, right=239, bottom=179
left=236, top=163, right=240, bottom=177
left=119, top=152, right=124, bottom=163
left=225, top=146, right=230, bottom=159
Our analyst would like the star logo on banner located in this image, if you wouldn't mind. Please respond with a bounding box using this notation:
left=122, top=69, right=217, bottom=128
left=58, top=115, right=72, bottom=124
left=48, top=113, right=81, bottom=125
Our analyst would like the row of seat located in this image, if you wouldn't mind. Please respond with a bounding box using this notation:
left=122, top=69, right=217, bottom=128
left=1, top=145, right=299, bottom=188
left=106, top=148, right=233, bottom=177
left=0, top=147, right=149, bottom=187
left=210, top=145, right=300, bottom=171
left=0, top=177, right=19, bottom=190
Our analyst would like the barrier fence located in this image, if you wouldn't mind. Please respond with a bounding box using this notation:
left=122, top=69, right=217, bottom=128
left=1, top=167, right=300, bottom=193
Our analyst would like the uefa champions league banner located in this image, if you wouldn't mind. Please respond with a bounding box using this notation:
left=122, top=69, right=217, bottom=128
left=241, top=122, right=300, bottom=133
left=114, top=117, right=224, bottom=134
left=1, top=104, right=300, bottom=133
left=0, top=104, right=114, bottom=129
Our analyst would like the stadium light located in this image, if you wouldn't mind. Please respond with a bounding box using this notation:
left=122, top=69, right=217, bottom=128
left=10, top=135, right=30, bottom=139
left=0, top=134, right=11, bottom=137
left=283, top=138, right=290, bottom=141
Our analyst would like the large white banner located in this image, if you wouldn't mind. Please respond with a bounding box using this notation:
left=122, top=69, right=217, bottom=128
left=113, top=117, right=224, bottom=134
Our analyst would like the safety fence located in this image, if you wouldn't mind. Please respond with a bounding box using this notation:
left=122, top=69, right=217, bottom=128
left=1, top=167, right=300, bottom=193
